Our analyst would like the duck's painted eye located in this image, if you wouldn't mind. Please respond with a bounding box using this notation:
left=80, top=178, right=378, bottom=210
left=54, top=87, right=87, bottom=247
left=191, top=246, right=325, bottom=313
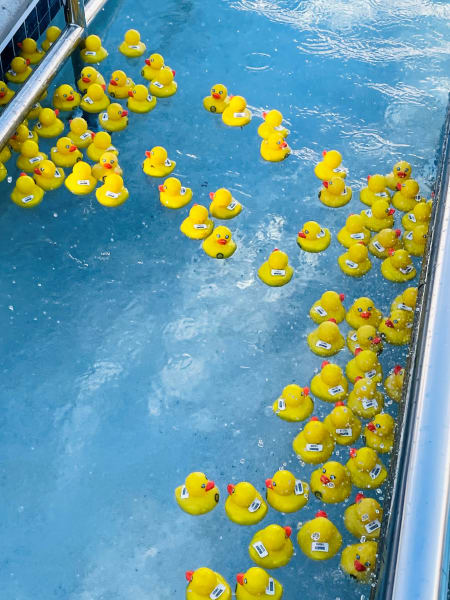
left=393, top=319, right=398, bottom=324
left=216, top=233, right=220, bottom=238
left=211, top=88, right=215, bottom=93
left=396, top=167, right=400, bottom=171
left=225, top=235, right=229, bottom=239
left=63, top=93, right=67, bottom=98
left=376, top=423, right=381, bottom=429
left=272, top=481, right=276, bottom=487
left=330, top=474, right=336, bottom=480
left=356, top=554, right=361, bottom=560
left=219, top=90, right=223, bottom=94
left=65, top=145, right=70, bottom=149
left=110, top=160, right=114, bottom=165
left=277, top=141, right=281, bottom=145
left=243, top=578, right=247, bottom=584
left=357, top=307, right=362, bottom=312
left=365, top=561, right=371, bottom=567
left=322, top=468, right=326, bottom=473
left=304, top=229, right=309, bottom=234
left=115, top=77, right=119, bottom=81
left=201, top=483, right=206, bottom=488
left=368, top=336, right=373, bottom=340
left=368, top=306, right=372, bottom=311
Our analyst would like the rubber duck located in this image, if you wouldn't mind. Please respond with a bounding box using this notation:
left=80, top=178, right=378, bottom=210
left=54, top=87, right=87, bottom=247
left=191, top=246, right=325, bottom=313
left=99, top=103, right=129, bottom=132
left=127, top=84, right=157, bottom=113
left=18, top=38, right=44, bottom=64
left=175, top=471, right=219, bottom=515
left=314, top=150, right=347, bottom=181
left=203, top=83, right=230, bottom=114
left=390, top=287, right=417, bottom=321
left=361, top=199, right=395, bottom=232
left=309, top=291, right=345, bottom=324
left=307, top=320, right=345, bottom=357
left=180, top=205, right=214, bottom=239
left=364, top=413, right=395, bottom=453
left=402, top=200, right=432, bottom=231
left=92, top=151, right=123, bottom=181
left=310, top=460, right=352, bottom=503
left=348, top=377, right=384, bottom=419
left=260, top=132, right=290, bottom=162
left=319, top=176, right=352, bottom=207
left=141, top=53, right=165, bottom=81
left=344, top=493, right=383, bottom=540
left=118, top=29, right=146, bottom=57
left=265, top=469, right=309, bottom=512
left=209, top=188, right=242, bottom=219
left=403, top=224, right=427, bottom=256
left=107, top=70, right=134, bottom=99
left=0, top=161, right=6, bottom=183
left=6, top=57, right=32, bottom=83
left=346, top=447, right=387, bottom=488
left=310, top=361, right=348, bottom=403
left=86, top=131, right=118, bottom=162
left=346, top=297, right=382, bottom=330
left=27, top=95, right=45, bottom=120
left=50, top=136, right=82, bottom=167
left=10, top=173, right=44, bottom=208
left=392, top=179, right=423, bottom=212
left=384, top=365, right=404, bottom=402
left=381, top=249, right=416, bottom=282
left=142, top=146, right=175, bottom=177
left=236, top=567, right=283, bottom=600
left=83, top=80, right=112, bottom=113
left=338, top=243, right=372, bottom=277
left=8, top=123, right=37, bottom=152
left=359, top=174, right=390, bottom=206
left=77, top=66, right=106, bottom=93
left=0, top=80, right=15, bottom=105
left=272, top=383, right=313, bottom=422
left=0, top=145, right=12, bottom=164
left=337, top=214, right=371, bottom=248
left=80, top=34, right=108, bottom=63
left=222, top=96, right=251, bottom=127
left=292, top=417, right=335, bottom=464
left=347, top=324, right=382, bottom=355
left=202, top=226, right=237, bottom=259
left=257, top=109, right=289, bottom=140
left=297, top=511, right=342, bottom=560
left=341, top=541, right=378, bottom=582
left=297, top=221, right=331, bottom=252
left=158, top=177, right=192, bottom=209
left=68, top=117, right=94, bottom=149
left=258, top=249, right=293, bottom=287
left=64, top=161, right=97, bottom=195
left=385, top=160, right=412, bottom=190
left=33, top=159, right=65, bottom=191
left=96, top=173, right=129, bottom=207
left=379, top=310, right=412, bottom=345
left=248, top=524, right=293, bottom=569
left=346, top=349, right=382, bottom=384
left=368, top=228, right=402, bottom=258
left=324, top=402, right=362, bottom=446
left=16, top=139, right=47, bottom=172
left=41, top=25, right=61, bottom=52
left=52, top=84, right=81, bottom=111
left=34, top=108, right=64, bottom=139
left=149, top=66, right=177, bottom=97
left=225, top=481, right=268, bottom=525
left=185, top=568, right=231, bottom=600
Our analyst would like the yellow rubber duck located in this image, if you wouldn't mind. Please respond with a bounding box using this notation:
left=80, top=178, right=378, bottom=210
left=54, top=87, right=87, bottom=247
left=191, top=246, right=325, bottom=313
left=260, top=132, right=290, bottom=162
left=347, top=324, right=382, bottom=355
left=381, top=249, right=416, bottom=282
left=80, top=34, right=108, bottom=63
left=258, top=249, right=293, bottom=287
left=8, top=123, right=38, bottom=152
left=257, top=109, right=289, bottom=140
left=142, top=146, right=175, bottom=177
left=309, top=291, right=345, bottom=324
left=27, top=95, right=45, bottom=120
left=92, top=151, right=122, bottom=181
left=65, top=161, right=97, bottom=195
left=225, top=481, right=267, bottom=525
left=0, top=80, right=15, bottom=105
left=50, top=136, right=82, bottom=167
left=16, top=139, right=47, bottom=172
left=297, top=220, right=331, bottom=252
left=175, top=471, right=219, bottom=515
left=361, top=199, right=395, bottom=232
left=310, top=361, right=348, bottom=403
left=127, top=84, right=157, bottom=113
left=107, top=70, right=135, bottom=99
left=185, top=568, right=231, bottom=600
left=41, top=25, right=61, bottom=52
left=368, top=227, right=402, bottom=258
left=344, top=493, right=383, bottom=539
left=180, top=204, right=214, bottom=239
left=384, top=365, right=404, bottom=402
left=149, top=66, right=177, bottom=97
left=0, top=145, right=12, bottom=164
left=86, top=131, right=118, bottom=162
left=319, top=176, right=352, bottom=207
left=364, top=413, right=395, bottom=453
left=52, top=83, right=81, bottom=111
left=348, top=376, right=384, bottom=419
left=345, top=297, right=382, bottom=330
left=323, top=402, right=362, bottom=446
left=0, top=161, right=6, bottom=183
left=118, top=29, right=146, bottom=57
left=337, top=214, right=371, bottom=248
left=99, top=103, right=129, bottom=132
left=307, top=320, right=345, bottom=357
left=236, top=567, right=283, bottom=600
left=379, top=310, right=412, bottom=345
left=68, top=117, right=94, bottom=149
left=338, top=243, right=372, bottom=278
left=6, top=57, right=32, bottom=83
left=402, top=200, right=432, bottom=231
left=202, top=226, right=237, bottom=259
left=248, top=524, right=293, bottom=569
left=77, top=66, right=106, bottom=93
left=222, top=95, right=251, bottom=127
left=141, top=53, right=165, bottom=81
left=403, top=224, right=427, bottom=256
left=34, top=108, right=64, bottom=139
left=310, top=460, right=352, bottom=503
left=272, top=383, right=313, bottom=422
left=33, top=159, right=65, bottom=191
left=203, top=83, right=229, bottom=114
left=18, top=37, right=44, bottom=64
left=385, top=160, right=412, bottom=190
left=209, top=188, right=242, bottom=219
left=158, top=177, right=192, bottom=209
left=10, top=173, right=44, bottom=208
left=341, top=541, right=378, bottom=582
left=297, top=511, right=342, bottom=560
left=390, top=287, right=417, bottom=321
left=96, top=174, right=129, bottom=207
left=392, top=179, right=423, bottom=212
left=265, top=469, right=309, bottom=512
left=359, top=174, right=390, bottom=206
left=314, top=149, right=347, bottom=181
left=346, top=349, right=382, bottom=384
left=346, top=446, right=387, bottom=488
left=292, top=417, right=335, bottom=464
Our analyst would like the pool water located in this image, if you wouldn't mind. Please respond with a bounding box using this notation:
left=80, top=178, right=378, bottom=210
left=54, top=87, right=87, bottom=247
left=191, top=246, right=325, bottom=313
left=1, top=0, right=450, bottom=598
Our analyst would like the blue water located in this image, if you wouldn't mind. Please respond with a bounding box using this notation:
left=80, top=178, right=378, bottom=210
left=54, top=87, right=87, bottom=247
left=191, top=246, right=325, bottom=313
left=1, top=0, right=449, bottom=598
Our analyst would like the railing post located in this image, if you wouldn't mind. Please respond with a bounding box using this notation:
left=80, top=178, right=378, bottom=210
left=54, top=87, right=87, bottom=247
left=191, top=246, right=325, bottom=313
left=64, top=0, right=87, bottom=82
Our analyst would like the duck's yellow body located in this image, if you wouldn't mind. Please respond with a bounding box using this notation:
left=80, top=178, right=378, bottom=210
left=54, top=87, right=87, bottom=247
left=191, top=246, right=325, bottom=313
left=314, top=150, right=347, bottom=181
left=384, top=365, right=404, bottom=402
left=257, top=109, right=289, bottom=139
left=346, top=447, right=387, bottom=488
left=222, top=96, right=251, bottom=127
left=96, top=174, right=129, bottom=207
left=346, top=297, right=382, bottom=329
left=403, top=225, right=427, bottom=256
left=52, top=84, right=81, bottom=111
left=0, top=145, right=12, bottom=164
left=248, top=524, right=293, bottom=569
left=297, top=221, right=331, bottom=252
left=6, top=57, right=32, bottom=83
left=99, top=103, right=129, bottom=132
left=340, top=541, right=378, bottom=582
left=19, top=37, right=45, bottom=64
left=338, top=243, right=372, bottom=278
left=202, top=226, right=236, bottom=259
left=87, top=131, right=118, bottom=162
left=127, top=85, right=157, bottom=113
left=385, top=160, right=412, bottom=191
left=42, top=26, right=61, bottom=51
left=34, top=108, right=64, bottom=139
left=344, top=493, right=383, bottom=540
left=392, top=179, right=423, bottom=212
left=381, top=249, right=416, bottom=282
left=0, top=161, right=6, bottom=183
left=260, top=133, right=290, bottom=162
left=68, top=117, right=94, bottom=149
left=368, top=228, right=402, bottom=258
left=307, top=320, right=345, bottom=357
left=65, top=161, right=97, bottom=195
left=108, top=70, right=135, bottom=99
left=175, top=472, right=219, bottom=516
left=319, top=177, right=352, bottom=207
left=346, top=349, right=382, bottom=384
left=402, top=200, right=432, bottom=231
left=209, top=188, right=242, bottom=219
left=81, top=83, right=111, bottom=113
left=180, top=205, right=214, bottom=239
left=119, top=29, right=146, bottom=57
left=142, top=146, right=176, bottom=177
left=310, top=362, right=348, bottom=403
left=337, top=214, right=371, bottom=248
left=292, top=417, right=335, bottom=464
left=16, top=140, right=47, bottom=172
left=347, top=377, right=384, bottom=419
left=80, top=35, right=108, bottom=63
left=0, top=81, right=15, bottom=105
left=364, top=413, right=394, bottom=453
left=273, top=383, right=313, bottom=422
left=11, top=174, right=44, bottom=208
left=236, top=568, right=283, bottom=600
left=360, top=200, right=395, bottom=232
left=379, top=310, right=412, bottom=345
left=149, top=66, right=177, bottom=97
left=258, top=249, right=293, bottom=287
left=50, top=136, right=82, bottom=167
left=265, top=469, right=309, bottom=513
left=33, top=160, right=65, bottom=191
left=185, top=568, right=231, bottom=600
left=309, top=291, right=345, bottom=324
left=159, top=177, right=192, bottom=209
left=225, top=481, right=267, bottom=525
left=297, top=511, right=342, bottom=560
left=323, top=403, right=362, bottom=446
left=390, top=287, right=417, bottom=321
left=203, top=84, right=229, bottom=114
left=359, top=174, right=390, bottom=206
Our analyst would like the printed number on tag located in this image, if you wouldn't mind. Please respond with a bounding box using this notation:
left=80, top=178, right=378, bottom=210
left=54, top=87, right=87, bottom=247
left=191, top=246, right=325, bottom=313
left=84, top=51, right=96, bottom=56
left=408, top=213, right=416, bottom=222
left=277, top=398, right=286, bottom=411
left=233, top=112, right=247, bottom=118
left=21, top=195, right=34, bottom=204
left=252, top=541, right=268, bottom=558
left=373, top=240, right=385, bottom=252
left=370, top=464, right=382, bottom=479
left=77, top=179, right=90, bottom=186
left=306, top=443, right=323, bottom=452
left=153, top=81, right=164, bottom=88
left=328, top=385, right=344, bottom=395
left=84, top=96, right=93, bottom=104
left=365, top=519, right=381, bottom=533
left=266, top=578, right=275, bottom=595
left=350, top=232, right=365, bottom=240
left=227, top=199, right=238, bottom=210
left=54, top=169, right=62, bottom=178
left=248, top=498, right=261, bottom=513
left=399, top=265, right=414, bottom=274
left=314, top=305, right=327, bottom=316
left=271, top=269, right=285, bottom=276
left=397, top=302, right=412, bottom=311
left=193, top=223, right=207, bottom=229
left=29, top=156, right=41, bottom=163
left=362, top=398, right=378, bottom=409
left=365, top=369, right=377, bottom=379
left=336, top=428, right=352, bottom=436
left=105, top=191, right=119, bottom=198
left=316, top=340, right=331, bottom=349
left=294, top=480, right=303, bottom=495
left=345, top=260, right=358, bottom=269
left=80, top=132, right=91, bottom=140
left=164, top=159, right=172, bottom=166
left=311, top=542, right=329, bottom=552
left=210, top=584, right=226, bottom=599
left=180, top=485, right=189, bottom=499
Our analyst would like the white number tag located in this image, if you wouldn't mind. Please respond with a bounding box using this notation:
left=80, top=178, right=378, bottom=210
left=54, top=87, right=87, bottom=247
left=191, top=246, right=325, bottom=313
left=248, top=498, right=261, bottom=513
left=362, top=398, right=378, bottom=410
left=414, top=194, right=421, bottom=201
left=153, top=81, right=164, bottom=88
left=294, top=480, right=304, bottom=495
left=266, top=578, right=275, bottom=595
left=271, top=269, right=286, bottom=276
left=36, top=123, right=42, bottom=129
left=350, top=232, right=365, bottom=240
left=84, top=50, right=96, bottom=56
left=317, top=229, right=326, bottom=238
left=164, top=158, right=172, bottom=166
left=397, top=302, right=412, bottom=311
left=333, top=166, right=347, bottom=173
left=306, top=444, right=323, bottom=452
left=365, top=369, right=377, bottom=379
left=314, top=305, right=327, bottom=317
left=129, top=45, right=140, bottom=50
left=408, top=213, right=416, bottom=222
left=316, top=340, right=331, bottom=350
left=54, top=169, right=62, bottom=178
left=399, top=265, right=414, bottom=274
left=210, top=584, right=226, bottom=599
left=365, top=519, right=381, bottom=533
left=311, top=542, right=329, bottom=552
left=277, top=398, right=286, bottom=411
left=29, top=156, right=42, bottom=164
left=51, top=147, right=57, bottom=153
left=193, top=223, right=207, bottom=229
left=252, top=541, right=268, bottom=558
left=180, top=485, right=189, bottom=499
left=336, top=428, right=352, bottom=436
left=370, top=464, right=382, bottom=479
left=405, top=231, right=413, bottom=241
left=375, top=191, right=388, bottom=197
left=107, top=146, right=117, bottom=152
left=8, top=70, right=17, bottom=76
left=180, top=187, right=186, bottom=195
left=233, top=112, right=247, bottom=118
left=350, top=332, right=357, bottom=341
left=28, top=131, right=34, bottom=138
left=328, top=385, right=344, bottom=396
left=373, top=240, right=385, bottom=252
left=21, top=194, right=34, bottom=204
left=146, top=94, right=153, bottom=102
left=77, top=179, right=91, bottom=186
left=83, top=96, right=93, bottom=105
left=80, top=132, right=91, bottom=140
left=105, top=191, right=119, bottom=198
left=101, top=112, right=108, bottom=121
left=226, top=199, right=238, bottom=210
left=345, top=259, right=358, bottom=269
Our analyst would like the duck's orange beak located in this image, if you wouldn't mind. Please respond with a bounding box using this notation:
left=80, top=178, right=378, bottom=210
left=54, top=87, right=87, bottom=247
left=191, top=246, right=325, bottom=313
left=172, top=69, right=176, bottom=76
left=54, top=109, right=59, bottom=116
left=121, top=110, right=128, bottom=117
left=396, top=182, right=402, bottom=190
left=104, top=163, right=112, bottom=169
left=397, top=171, right=406, bottom=178
left=320, top=475, right=330, bottom=484
left=67, top=95, right=74, bottom=101
left=34, top=168, right=41, bottom=175
left=212, top=93, right=220, bottom=99
left=323, top=180, right=329, bottom=188
left=109, top=79, right=117, bottom=86
left=82, top=76, right=90, bottom=83
left=0, top=91, right=6, bottom=98
left=158, top=184, right=164, bottom=192
left=355, top=492, right=365, bottom=503
left=265, top=478, right=273, bottom=489
left=69, top=145, right=77, bottom=152
left=217, top=238, right=227, bottom=245
left=236, top=573, right=245, bottom=586
left=209, top=192, right=215, bottom=200
left=354, top=560, right=366, bottom=572
left=128, top=90, right=134, bottom=97
left=17, top=42, right=23, bottom=48
left=298, top=231, right=306, bottom=238
left=367, top=422, right=376, bottom=432
left=388, top=208, right=395, bottom=215
left=303, top=386, right=310, bottom=395
left=367, top=174, right=371, bottom=180
left=349, top=447, right=357, bottom=458
left=145, top=58, right=151, bottom=65
left=227, top=484, right=235, bottom=495
left=185, top=570, right=194, bottom=582
left=205, top=480, right=215, bottom=491
left=385, top=319, right=394, bottom=328
left=101, top=84, right=106, bottom=91
left=322, top=150, right=327, bottom=157
left=145, top=150, right=151, bottom=158
left=280, top=141, right=287, bottom=148
left=90, top=132, right=95, bottom=139
left=284, top=526, right=292, bottom=538
left=372, top=337, right=381, bottom=344
left=339, top=293, right=345, bottom=301
left=360, top=311, right=370, bottom=319
left=394, top=365, right=403, bottom=375
left=25, top=58, right=30, bottom=65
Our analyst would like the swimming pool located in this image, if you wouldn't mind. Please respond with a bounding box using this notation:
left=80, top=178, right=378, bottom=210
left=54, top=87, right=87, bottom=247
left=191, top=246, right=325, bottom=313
left=1, top=0, right=449, bottom=598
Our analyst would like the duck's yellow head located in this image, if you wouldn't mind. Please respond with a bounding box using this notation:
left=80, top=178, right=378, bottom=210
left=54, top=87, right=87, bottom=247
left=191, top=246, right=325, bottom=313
left=354, top=349, right=378, bottom=372
left=347, top=243, right=368, bottom=265
left=321, top=290, right=345, bottom=312
left=321, top=362, right=343, bottom=386
left=124, top=29, right=141, bottom=45
left=92, top=131, right=112, bottom=150
left=55, top=83, right=76, bottom=102
left=265, top=469, right=297, bottom=496
left=158, top=66, right=175, bottom=85
left=210, top=188, right=232, bottom=207
left=11, top=123, right=29, bottom=143
left=266, top=132, right=288, bottom=151
left=210, top=83, right=227, bottom=100
left=236, top=567, right=269, bottom=596
left=377, top=228, right=401, bottom=249
left=0, top=81, right=11, bottom=98
left=145, top=53, right=164, bottom=69
left=226, top=481, right=257, bottom=507
left=384, top=309, right=409, bottom=331
left=11, top=57, right=30, bottom=73
left=350, top=297, right=376, bottom=320
left=39, top=107, right=59, bottom=126
left=21, top=139, right=39, bottom=158
left=213, top=226, right=233, bottom=246
left=229, top=95, right=247, bottom=112
left=320, top=460, right=348, bottom=487
left=185, top=567, right=216, bottom=595
left=323, top=176, right=345, bottom=195
left=185, top=471, right=215, bottom=497
left=103, top=173, right=124, bottom=193
left=356, top=325, right=380, bottom=348
left=72, top=161, right=92, bottom=179
left=367, top=413, right=394, bottom=438
left=329, top=403, right=352, bottom=429
left=396, top=178, right=419, bottom=197
left=18, top=38, right=37, bottom=54
left=109, top=69, right=127, bottom=87
left=308, top=510, right=336, bottom=542
left=346, top=542, right=378, bottom=576
left=391, top=160, right=411, bottom=179
left=355, top=493, right=382, bottom=523
left=81, top=66, right=101, bottom=85
left=34, top=159, right=56, bottom=178
left=158, top=176, right=181, bottom=195
left=99, top=151, right=119, bottom=171
left=86, top=83, right=105, bottom=102
left=145, top=145, right=168, bottom=165
left=349, top=446, right=378, bottom=472
left=317, top=320, right=341, bottom=343
left=188, top=204, right=209, bottom=224
left=344, top=214, right=364, bottom=233
left=390, top=365, right=404, bottom=382
left=16, top=173, right=35, bottom=194
left=303, top=417, right=327, bottom=444
left=281, top=384, right=310, bottom=408
left=260, top=524, right=291, bottom=551
left=389, top=249, right=412, bottom=269
left=128, top=84, right=148, bottom=101
left=56, top=136, right=77, bottom=155
left=411, top=224, right=428, bottom=246
left=322, top=149, right=342, bottom=168
left=106, top=102, right=128, bottom=121
left=402, top=287, right=417, bottom=308
left=268, top=249, right=289, bottom=270
left=70, top=117, right=89, bottom=136
left=262, top=109, right=283, bottom=127
left=413, top=201, right=432, bottom=222
left=85, top=34, right=102, bottom=52
left=45, top=25, right=61, bottom=44
left=298, top=220, right=323, bottom=241
left=367, top=173, right=386, bottom=193
left=372, top=199, right=394, bottom=219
